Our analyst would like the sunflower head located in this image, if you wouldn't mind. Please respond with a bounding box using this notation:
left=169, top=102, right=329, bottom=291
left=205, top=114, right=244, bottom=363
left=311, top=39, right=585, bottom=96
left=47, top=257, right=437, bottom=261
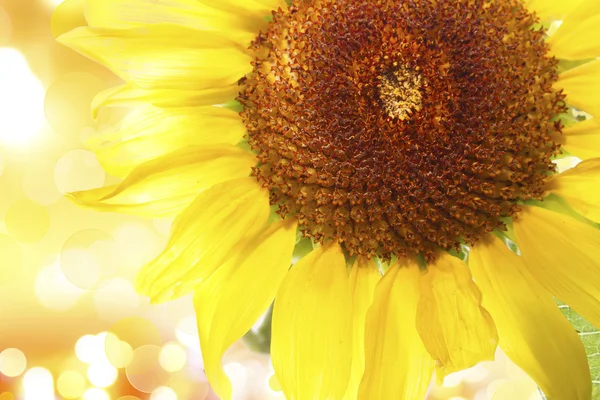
left=240, top=0, right=565, bottom=261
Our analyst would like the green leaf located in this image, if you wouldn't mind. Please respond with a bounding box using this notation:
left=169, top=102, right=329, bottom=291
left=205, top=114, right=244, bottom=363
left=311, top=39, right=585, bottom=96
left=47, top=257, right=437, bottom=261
left=541, top=303, right=600, bottom=399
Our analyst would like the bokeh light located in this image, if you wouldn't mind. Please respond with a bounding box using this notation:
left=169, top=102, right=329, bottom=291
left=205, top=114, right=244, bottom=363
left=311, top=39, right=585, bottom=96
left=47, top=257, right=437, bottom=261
left=150, top=386, right=178, bottom=400
left=54, top=149, right=105, bottom=194
left=0, top=48, right=45, bottom=148
left=0, top=233, right=22, bottom=284
left=4, top=198, right=50, bottom=243
left=104, top=332, right=134, bottom=369
left=126, top=345, right=171, bottom=393
left=82, top=388, right=110, bottom=400
left=159, top=342, right=187, bottom=373
left=87, top=360, right=118, bottom=388
left=61, top=229, right=118, bottom=290
left=57, top=370, right=86, bottom=399
left=23, top=160, right=63, bottom=205
left=23, top=367, right=54, bottom=400
left=0, top=348, right=27, bottom=377
left=35, top=261, right=84, bottom=311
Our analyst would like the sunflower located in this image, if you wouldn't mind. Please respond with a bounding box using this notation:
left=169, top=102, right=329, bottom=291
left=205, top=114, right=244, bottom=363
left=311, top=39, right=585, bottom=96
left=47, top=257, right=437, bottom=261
left=54, top=0, right=600, bottom=398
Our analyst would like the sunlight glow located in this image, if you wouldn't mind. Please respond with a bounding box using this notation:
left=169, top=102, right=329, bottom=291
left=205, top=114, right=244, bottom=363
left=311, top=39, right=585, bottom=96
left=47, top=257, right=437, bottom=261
left=0, top=48, right=45, bottom=148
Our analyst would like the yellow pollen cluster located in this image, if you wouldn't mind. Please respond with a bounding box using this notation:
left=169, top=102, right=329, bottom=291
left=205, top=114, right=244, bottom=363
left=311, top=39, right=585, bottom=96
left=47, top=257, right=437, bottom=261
left=377, top=64, right=424, bottom=120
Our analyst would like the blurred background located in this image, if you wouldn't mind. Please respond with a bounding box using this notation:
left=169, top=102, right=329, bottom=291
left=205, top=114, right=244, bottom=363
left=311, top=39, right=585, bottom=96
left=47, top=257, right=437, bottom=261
left=0, top=0, right=544, bottom=399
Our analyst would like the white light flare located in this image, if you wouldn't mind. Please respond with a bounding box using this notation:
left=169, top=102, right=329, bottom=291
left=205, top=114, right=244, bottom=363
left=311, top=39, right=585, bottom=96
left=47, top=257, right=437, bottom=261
left=0, top=48, right=46, bottom=148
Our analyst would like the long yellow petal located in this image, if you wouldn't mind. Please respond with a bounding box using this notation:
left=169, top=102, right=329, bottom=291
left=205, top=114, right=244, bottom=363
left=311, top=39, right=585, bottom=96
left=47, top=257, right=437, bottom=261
left=548, top=0, right=600, bottom=60
left=525, top=0, right=585, bottom=21
left=417, top=252, right=498, bottom=381
left=135, top=177, right=270, bottom=303
left=358, top=261, right=434, bottom=400
left=514, top=206, right=600, bottom=329
left=57, top=25, right=251, bottom=90
left=557, top=60, right=600, bottom=118
left=272, top=243, right=353, bottom=400
left=555, top=118, right=600, bottom=160
left=198, top=0, right=287, bottom=15
left=194, top=218, right=297, bottom=400
left=91, top=83, right=239, bottom=119
left=84, top=0, right=264, bottom=45
left=470, top=236, right=591, bottom=400
left=68, top=145, right=255, bottom=217
left=51, top=0, right=85, bottom=38
left=343, top=257, right=380, bottom=400
left=548, top=158, right=600, bottom=223
left=89, top=105, right=246, bottom=177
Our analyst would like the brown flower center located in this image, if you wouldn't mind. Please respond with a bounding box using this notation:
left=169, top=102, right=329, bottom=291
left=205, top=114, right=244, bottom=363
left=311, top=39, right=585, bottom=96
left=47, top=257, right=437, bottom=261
left=239, top=0, right=565, bottom=261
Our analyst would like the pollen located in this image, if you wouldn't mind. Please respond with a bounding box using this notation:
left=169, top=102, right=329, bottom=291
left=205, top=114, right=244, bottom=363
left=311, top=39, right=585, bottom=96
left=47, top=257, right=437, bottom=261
left=239, top=0, right=565, bottom=261
left=378, top=64, right=424, bottom=121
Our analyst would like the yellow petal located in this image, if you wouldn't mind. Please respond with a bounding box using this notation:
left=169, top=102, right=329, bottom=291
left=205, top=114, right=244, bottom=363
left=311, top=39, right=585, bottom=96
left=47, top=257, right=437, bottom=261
left=470, top=236, right=591, bottom=400
left=135, top=177, right=270, bottom=303
left=68, top=144, right=255, bottom=218
left=557, top=60, right=600, bottom=117
left=51, top=0, right=85, bottom=38
left=272, top=243, right=353, bottom=400
left=84, top=0, right=264, bottom=45
left=548, top=158, right=600, bottom=223
left=548, top=0, right=600, bottom=60
left=194, top=218, right=297, bottom=400
left=358, top=261, right=434, bottom=400
left=556, top=118, right=600, bottom=160
left=514, top=206, right=600, bottom=329
left=57, top=25, right=251, bottom=90
left=89, top=105, right=246, bottom=177
left=343, top=257, right=381, bottom=400
left=91, top=83, right=239, bottom=119
left=525, top=0, right=585, bottom=21
left=417, top=253, right=498, bottom=380
left=199, top=0, right=287, bottom=15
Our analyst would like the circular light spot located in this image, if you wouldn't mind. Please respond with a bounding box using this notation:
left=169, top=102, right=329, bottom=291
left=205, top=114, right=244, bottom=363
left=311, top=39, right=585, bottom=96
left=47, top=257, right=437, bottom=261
left=104, top=333, right=133, bottom=369
left=0, top=48, right=45, bottom=149
left=87, top=361, right=118, bottom=388
left=0, top=392, right=14, bottom=400
left=75, top=335, right=101, bottom=364
left=23, top=161, right=62, bottom=205
left=82, top=388, right=109, bottom=400
left=150, top=386, right=177, bottom=400
left=23, top=367, right=54, bottom=400
left=44, top=72, right=105, bottom=135
left=54, top=150, right=105, bottom=194
left=126, top=345, right=171, bottom=393
left=159, top=343, right=187, bottom=373
left=169, top=371, right=209, bottom=400
left=5, top=199, right=49, bottom=243
left=61, top=230, right=117, bottom=290
left=35, top=262, right=84, bottom=311
left=0, top=234, right=22, bottom=285
left=114, top=223, right=162, bottom=269
left=93, top=278, right=140, bottom=321
left=0, top=348, right=26, bottom=377
left=106, top=317, right=161, bottom=370
left=268, top=373, right=282, bottom=392
left=57, top=371, right=86, bottom=399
